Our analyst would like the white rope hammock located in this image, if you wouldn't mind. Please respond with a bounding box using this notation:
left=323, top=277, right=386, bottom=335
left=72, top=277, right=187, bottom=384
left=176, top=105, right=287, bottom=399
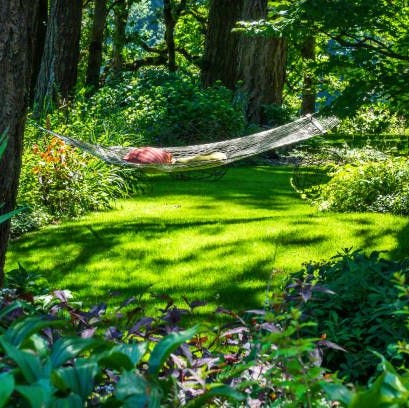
left=37, top=115, right=338, bottom=173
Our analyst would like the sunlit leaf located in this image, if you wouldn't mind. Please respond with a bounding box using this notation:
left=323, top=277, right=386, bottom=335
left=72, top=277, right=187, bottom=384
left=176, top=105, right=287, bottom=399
left=0, top=373, right=14, bottom=408
left=148, top=325, right=199, bottom=376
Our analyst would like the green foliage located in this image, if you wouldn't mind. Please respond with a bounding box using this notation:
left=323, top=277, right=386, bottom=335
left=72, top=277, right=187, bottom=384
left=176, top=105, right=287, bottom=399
left=323, top=274, right=409, bottom=407
left=316, top=156, right=409, bottom=215
left=336, top=104, right=405, bottom=136
left=0, top=271, right=340, bottom=407
left=16, top=127, right=133, bottom=234
left=68, top=69, right=246, bottom=147
left=241, top=0, right=409, bottom=117
left=287, top=249, right=409, bottom=383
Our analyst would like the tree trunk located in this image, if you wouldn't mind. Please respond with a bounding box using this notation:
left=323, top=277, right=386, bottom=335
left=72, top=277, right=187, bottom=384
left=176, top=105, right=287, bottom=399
left=112, top=0, right=129, bottom=76
left=201, top=0, right=242, bottom=89
left=163, top=0, right=177, bottom=72
left=33, top=0, right=82, bottom=118
left=201, top=0, right=287, bottom=124
left=0, top=0, right=39, bottom=283
left=30, top=0, right=48, bottom=105
left=301, top=35, right=316, bottom=115
left=86, top=0, right=108, bottom=89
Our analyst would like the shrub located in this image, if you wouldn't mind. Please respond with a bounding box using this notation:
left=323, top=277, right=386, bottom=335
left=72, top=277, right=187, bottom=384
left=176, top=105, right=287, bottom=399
left=286, top=249, right=409, bottom=383
left=16, top=129, right=134, bottom=229
left=316, top=157, right=409, bottom=214
left=337, top=103, right=404, bottom=136
left=0, top=267, right=343, bottom=407
left=65, top=68, right=247, bottom=148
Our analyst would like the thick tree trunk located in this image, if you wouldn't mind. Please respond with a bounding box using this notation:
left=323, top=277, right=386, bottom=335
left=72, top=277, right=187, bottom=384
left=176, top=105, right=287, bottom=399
left=0, top=0, right=39, bottom=283
left=201, top=0, right=242, bottom=89
left=33, top=0, right=82, bottom=118
left=163, top=0, right=177, bottom=72
left=86, top=0, right=108, bottom=88
left=112, top=0, right=129, bottom=76
left=202, top=0, right=287, bottom=124
left=301, top=36, right=316, bottom=115
left=30, top=0, right=48, bottom=105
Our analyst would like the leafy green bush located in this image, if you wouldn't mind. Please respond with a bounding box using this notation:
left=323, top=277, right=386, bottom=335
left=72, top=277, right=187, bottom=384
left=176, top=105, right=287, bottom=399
left=0, top=267, right=343, bottom=407
left=316, top=157, right=409, bottom=214
left=65, top=68, right=246, bottom=147
left=337, top=104, right=404, bottom=136
left=323, top=355, right=409, bottom=407
left=287, top=249, right=409, bottom=383
left=16, top=130, right=133, bottom=230
left=323, top=272, right=409, bottom=407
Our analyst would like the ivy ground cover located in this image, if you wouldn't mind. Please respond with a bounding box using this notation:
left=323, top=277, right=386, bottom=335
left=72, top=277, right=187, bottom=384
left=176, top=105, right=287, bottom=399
left=6, top=166, right=409, bottom=314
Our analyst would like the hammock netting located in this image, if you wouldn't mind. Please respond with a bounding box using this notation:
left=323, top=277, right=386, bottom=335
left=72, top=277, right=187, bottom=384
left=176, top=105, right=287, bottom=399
left=38, top=115, right=338, bottom=173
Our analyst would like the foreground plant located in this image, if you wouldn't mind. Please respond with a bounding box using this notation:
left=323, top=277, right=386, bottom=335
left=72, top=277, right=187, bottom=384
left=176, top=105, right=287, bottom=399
left=0, top=267, right=346, bottom=407
left=287, top=249, right=409, bottom=383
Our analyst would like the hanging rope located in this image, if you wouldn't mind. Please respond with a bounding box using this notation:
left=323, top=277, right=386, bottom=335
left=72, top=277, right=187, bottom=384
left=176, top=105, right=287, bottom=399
left=35, top=115, right=339, bottom=173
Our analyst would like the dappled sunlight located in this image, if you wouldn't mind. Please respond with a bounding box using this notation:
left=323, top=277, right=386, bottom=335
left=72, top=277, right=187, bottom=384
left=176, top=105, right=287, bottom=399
left=7, top=166, right=409, bottom=312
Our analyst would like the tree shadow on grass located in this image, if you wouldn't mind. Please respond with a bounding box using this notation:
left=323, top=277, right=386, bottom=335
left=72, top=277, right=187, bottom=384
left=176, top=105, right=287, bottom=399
left=149, top=166, right=301, bottom=211
left=8, top=165, right=409, bottom=315
left=391, top=219, right=409, bottom=259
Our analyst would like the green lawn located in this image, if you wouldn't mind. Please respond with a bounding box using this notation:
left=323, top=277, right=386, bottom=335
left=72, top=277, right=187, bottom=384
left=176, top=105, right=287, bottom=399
left=6, top=166, right=409, bottom=314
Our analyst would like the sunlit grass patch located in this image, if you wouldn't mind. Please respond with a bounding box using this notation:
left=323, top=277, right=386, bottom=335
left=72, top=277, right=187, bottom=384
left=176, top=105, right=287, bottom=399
left=7, top=166, right=409, bottom=315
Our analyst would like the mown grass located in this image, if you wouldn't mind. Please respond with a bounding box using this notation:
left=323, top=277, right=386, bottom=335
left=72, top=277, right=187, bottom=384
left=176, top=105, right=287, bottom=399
left=6, top=165, right=409, bottom=315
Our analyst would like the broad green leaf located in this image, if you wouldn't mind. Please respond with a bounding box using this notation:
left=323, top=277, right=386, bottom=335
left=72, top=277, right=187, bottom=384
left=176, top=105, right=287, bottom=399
left=98, top=342, right=147, bottom=371
left=15, top=379, right=53, bottom=408
left=320, top=382, right=353, bottom=405
left=54, top=359, right=100, bottom=401
left=27, top=333, right=49, bottom=357
left=115, top=371, right=150, bottom=405
left=185, top=385, right=246, bottom=408
left=123, top=395, right=150, bottom=408
left=148, top=325, right=199, bottom=376
left=0, top=338, right=47, bottom=383
left=0, top=372, right=14, bottom=408
left=147, top=384, right=163, bottom=408
left=116, top=342, right=148, bottom=366
left=349, top=366, right=409, bottom=408
left=121, top=382, right=163, bottom=408
left=4, top=317, right=64, bottom=347
left=51, top=393, right=83, bottom=408
left=51, top=337, right=101, bottom=368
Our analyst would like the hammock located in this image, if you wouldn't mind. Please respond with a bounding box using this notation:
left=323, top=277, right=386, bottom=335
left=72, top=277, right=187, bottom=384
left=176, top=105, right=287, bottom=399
left=37, top=115, right=338, bottom=173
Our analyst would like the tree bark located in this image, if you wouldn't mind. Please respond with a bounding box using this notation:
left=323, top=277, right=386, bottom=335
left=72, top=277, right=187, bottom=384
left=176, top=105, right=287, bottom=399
left=30, top=0, right=48, bottom=105
left=301, top=36, right=316, bottom=115
left=33, top=0, right=82, bottom=118
left=201, top=0, right=287, bottom=124
left=112, top=0, right=129, bottom=76
left=201, top=0, right=242, bottom=89
left=0, top=0, right=39, bottom=283
left=86, top=0, right=108, bottom=89
left=163, top=0, right=177, bottom=72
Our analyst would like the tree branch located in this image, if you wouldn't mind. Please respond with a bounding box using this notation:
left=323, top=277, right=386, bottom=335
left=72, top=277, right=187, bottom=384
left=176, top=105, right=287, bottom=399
left=329, top=31, right=409, bottom=62
left=127, top=32, right=166, bottom=54
left=122, top=54, right=167, bottom=71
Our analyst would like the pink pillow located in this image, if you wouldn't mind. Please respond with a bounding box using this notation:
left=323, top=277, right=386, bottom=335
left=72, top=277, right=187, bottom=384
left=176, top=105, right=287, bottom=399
left=124, top=147, right=173, bottom=164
